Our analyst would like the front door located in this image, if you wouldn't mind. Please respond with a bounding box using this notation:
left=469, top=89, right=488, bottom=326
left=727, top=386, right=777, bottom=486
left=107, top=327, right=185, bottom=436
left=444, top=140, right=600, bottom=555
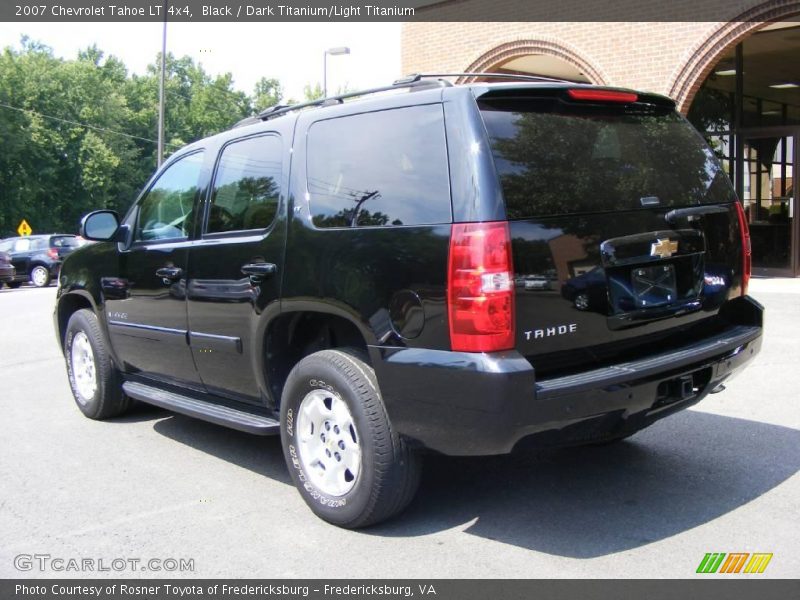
left=740, top=131, right=797, bottom=276
left=105, top=150, right=206, bottom=388
left=186, top=134, right=287, bottom=404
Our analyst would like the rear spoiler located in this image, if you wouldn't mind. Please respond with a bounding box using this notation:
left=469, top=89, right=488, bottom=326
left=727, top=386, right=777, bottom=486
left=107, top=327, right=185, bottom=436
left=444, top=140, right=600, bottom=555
left=473, top=85, right=676, bottom=109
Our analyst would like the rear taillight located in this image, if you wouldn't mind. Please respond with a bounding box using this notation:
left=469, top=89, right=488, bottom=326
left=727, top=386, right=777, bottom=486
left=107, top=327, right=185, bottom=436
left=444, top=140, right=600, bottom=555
left=47, top=248, right=58, bottom=260
left=447, top=222, right=515, bottom=352
left=567, top=89, right=638, bottom=103
left=734, top=201, right=751, bottom=295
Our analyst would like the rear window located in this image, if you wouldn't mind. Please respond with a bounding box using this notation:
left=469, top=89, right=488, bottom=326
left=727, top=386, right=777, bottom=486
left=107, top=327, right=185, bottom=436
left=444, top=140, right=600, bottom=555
left=479, top=97, right=736, bottom=219
left=51, top=236, right=79, bottom=248
left=306, top=104, right=451, bottom=228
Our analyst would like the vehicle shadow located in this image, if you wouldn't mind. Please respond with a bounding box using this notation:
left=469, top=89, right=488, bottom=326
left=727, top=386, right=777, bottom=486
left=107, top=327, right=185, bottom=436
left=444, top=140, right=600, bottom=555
left=126, top=405, right=798, bottom=557
left=151, top=412, right=292, bottom=485
left=367, top=410, right=800, bottom=558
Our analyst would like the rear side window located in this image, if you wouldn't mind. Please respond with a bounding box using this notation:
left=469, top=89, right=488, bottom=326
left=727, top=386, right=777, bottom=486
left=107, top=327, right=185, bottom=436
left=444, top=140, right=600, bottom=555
left=479, top=98, right=736, bottom=219
left=8, top=238, right=45, bottom=252
left=306, top=104, right=451, bottom=228
left=207, top=135, right=281, bottom=234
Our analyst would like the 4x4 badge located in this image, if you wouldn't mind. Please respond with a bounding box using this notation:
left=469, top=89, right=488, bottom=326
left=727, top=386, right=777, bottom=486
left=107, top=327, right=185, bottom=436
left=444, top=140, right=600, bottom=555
left=651, top=238, right=678, bottom=259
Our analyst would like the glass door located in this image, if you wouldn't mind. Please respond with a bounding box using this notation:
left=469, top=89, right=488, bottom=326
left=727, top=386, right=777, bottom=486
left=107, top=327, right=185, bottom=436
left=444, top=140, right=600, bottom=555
left=740, top=131, right=797, bottom=276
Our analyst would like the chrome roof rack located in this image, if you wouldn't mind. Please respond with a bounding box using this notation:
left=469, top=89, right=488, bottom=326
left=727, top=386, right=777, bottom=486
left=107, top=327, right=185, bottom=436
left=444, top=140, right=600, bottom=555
left=247, top=77, right=452, bottom=124
left=396, top=72, right=573, bottom=85
left=232, top=72, right=573, bottom=128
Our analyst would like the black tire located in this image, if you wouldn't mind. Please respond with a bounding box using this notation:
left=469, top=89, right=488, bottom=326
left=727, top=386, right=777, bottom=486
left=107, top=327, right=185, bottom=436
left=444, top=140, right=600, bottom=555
left=6, top=281, right=22, bottom=289
left=30, top=265, right=51, bottom=287
left=280, top=348, right=421, bottom=528
left=64, top=308, right=130, bottom=420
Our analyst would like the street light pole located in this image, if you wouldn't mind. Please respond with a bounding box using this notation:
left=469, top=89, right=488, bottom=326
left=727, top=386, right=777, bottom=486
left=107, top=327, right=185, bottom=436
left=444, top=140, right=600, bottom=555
left=323, top=46, right=350, bottom=98
left=157, top=1, right=167, bottom=168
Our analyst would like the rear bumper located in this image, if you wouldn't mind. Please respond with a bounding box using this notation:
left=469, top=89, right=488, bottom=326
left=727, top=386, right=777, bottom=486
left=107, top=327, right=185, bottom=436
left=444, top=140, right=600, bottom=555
left=370, top=296, right=763, bottom=456
left=0, top=266, right=15, bottom=282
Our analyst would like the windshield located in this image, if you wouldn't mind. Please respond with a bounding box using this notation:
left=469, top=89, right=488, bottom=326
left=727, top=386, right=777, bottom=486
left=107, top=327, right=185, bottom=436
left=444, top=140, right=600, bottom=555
left=479, top=97, right=736, bottom=219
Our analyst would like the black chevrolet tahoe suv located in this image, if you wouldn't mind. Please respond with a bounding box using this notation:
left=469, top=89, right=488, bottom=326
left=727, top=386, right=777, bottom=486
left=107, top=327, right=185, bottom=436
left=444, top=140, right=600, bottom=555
left=55, top=75, right=763, bottom=528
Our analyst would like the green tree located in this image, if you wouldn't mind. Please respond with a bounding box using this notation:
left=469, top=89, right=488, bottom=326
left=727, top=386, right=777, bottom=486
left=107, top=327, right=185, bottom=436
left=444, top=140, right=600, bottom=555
left=0, top=40, right=139, bottom=233
left=0, top=38, right=282, bottom=235
left=252, top=77, right=283, bottom=112
left=303, top=82, right=324, bottom=101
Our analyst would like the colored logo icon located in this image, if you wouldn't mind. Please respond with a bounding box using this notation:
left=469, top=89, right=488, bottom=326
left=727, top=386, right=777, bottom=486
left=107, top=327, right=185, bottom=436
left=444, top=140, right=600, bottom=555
left=696, top=552, right=773, bottom=574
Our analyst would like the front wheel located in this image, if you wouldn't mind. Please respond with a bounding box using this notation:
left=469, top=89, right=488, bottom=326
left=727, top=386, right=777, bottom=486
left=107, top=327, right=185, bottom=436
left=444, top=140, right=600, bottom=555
left=30, top=265, right=51, bottom=287
left=574, top=292, right=589, bottom=311
left=280, top=349, right=421, bottom=528
left=65, top=309, right=130, bottom=419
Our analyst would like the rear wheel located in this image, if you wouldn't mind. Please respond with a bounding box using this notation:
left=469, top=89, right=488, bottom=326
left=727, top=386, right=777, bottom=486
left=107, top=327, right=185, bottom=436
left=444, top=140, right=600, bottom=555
left=280, top=348, right=421, bottom=528
left=30, top=265, right=51, bottom=287
left=65, top=309, right=130, bottom=419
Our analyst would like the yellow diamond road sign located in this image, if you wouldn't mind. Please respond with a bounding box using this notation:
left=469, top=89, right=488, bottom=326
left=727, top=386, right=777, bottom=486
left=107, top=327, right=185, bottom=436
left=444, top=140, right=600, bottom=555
left=17, top=219, right=32, bottom=236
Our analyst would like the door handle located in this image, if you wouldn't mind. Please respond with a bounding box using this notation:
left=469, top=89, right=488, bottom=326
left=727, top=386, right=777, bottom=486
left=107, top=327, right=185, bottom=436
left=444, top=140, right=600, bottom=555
left=155, top=266, right=183, bottom=281
left=241, top=262, right=277, bottom=281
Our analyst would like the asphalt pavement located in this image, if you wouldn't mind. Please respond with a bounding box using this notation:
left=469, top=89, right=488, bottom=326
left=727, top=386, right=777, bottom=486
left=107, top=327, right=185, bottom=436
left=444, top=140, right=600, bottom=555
left=0, top=279, right=798, bottom=578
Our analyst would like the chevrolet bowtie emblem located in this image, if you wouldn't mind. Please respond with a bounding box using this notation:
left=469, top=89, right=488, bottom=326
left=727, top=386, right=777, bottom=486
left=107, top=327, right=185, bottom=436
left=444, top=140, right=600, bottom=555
left=651, top=238, right=678, bottom=259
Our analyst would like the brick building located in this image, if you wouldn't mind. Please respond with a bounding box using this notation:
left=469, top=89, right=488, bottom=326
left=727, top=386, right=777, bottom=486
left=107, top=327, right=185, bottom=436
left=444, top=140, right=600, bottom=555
left=402, top=0, right=800, bottom=276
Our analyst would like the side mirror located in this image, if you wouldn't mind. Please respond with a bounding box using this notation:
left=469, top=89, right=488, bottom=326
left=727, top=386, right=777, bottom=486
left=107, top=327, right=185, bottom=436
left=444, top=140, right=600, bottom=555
left=80, top=210, right=119, bottom=241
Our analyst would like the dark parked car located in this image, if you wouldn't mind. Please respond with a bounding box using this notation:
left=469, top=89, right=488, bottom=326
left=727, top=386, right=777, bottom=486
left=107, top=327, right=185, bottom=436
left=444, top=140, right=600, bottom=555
left=54, top=75, right=762, bottom=528
left=0, top=234, right=80, bottom=288
left=0, top=250, right=15, bottom=287
left=561, top=267, right=608, bottom=311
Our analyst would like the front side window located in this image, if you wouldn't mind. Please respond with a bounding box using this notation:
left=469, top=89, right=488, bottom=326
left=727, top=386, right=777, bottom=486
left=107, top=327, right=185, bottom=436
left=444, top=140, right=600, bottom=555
left=135, top=151, right=205, bottom=242
left=306, top=104, right=451, bottom=228
left=13, top=239, right=32, bottom=252
left=207, top=135, right=281, bottom=234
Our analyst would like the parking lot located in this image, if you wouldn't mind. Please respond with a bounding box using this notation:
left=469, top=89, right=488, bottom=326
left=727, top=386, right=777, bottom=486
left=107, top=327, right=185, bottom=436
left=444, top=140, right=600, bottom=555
left=0, top=280, right=798, bottom=578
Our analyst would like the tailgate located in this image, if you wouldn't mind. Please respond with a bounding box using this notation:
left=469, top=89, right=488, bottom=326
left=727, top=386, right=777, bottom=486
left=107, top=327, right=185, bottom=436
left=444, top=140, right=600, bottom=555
left=478, top=88, right=746, bottom=376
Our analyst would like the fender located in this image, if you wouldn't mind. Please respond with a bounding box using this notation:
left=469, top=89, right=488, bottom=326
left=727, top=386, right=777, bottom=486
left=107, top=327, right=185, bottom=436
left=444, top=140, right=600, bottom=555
left=277, top=298, right=381, bottom=346
left=254, top=297, right=379, bottom=409
left=54, top=287, right=99, bottom=345
left=54, top=247, right=121, bottom=368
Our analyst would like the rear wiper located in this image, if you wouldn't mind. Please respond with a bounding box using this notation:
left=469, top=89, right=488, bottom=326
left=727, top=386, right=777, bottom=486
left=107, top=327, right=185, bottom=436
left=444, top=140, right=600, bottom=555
left=664, top=205, right=729, bottom=224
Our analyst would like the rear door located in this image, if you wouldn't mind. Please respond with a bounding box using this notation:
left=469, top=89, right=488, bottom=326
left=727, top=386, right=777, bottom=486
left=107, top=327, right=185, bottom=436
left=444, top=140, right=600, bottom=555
left=186, top=132, right=287, bottom=404
left=9, top=237, right=50, bottom=278
left=477, top=89, right=745, bottom=376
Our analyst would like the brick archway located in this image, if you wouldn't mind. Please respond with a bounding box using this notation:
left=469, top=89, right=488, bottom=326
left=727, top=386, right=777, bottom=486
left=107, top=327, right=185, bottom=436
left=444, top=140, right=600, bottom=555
left=461, top=39, right=609, bottom=86
left=669, top=0, right=800, bottom=113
